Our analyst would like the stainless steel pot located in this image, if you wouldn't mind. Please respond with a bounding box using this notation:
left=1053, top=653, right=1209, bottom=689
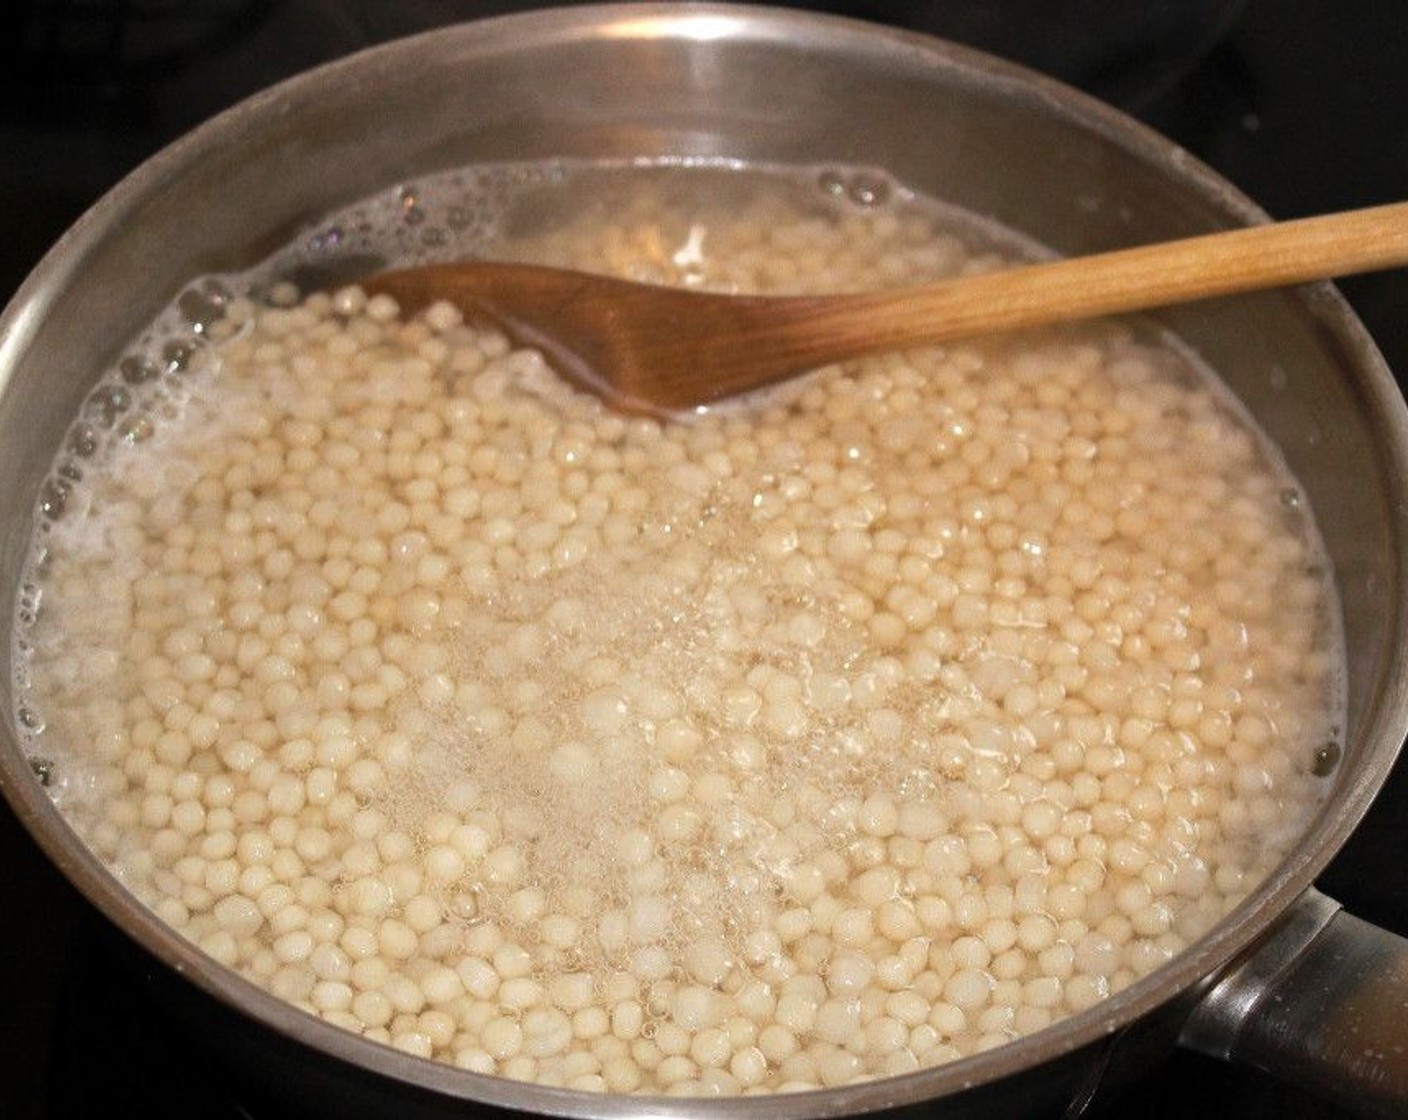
left=2, top=5, right=1408, bottom=1117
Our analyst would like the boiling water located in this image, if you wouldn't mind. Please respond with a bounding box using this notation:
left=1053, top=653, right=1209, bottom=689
left=11, top=159, right=1344, bottom=1093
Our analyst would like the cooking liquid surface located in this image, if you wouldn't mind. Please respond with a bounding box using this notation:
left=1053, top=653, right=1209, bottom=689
left=12, top=161, right=1342, bottom=1094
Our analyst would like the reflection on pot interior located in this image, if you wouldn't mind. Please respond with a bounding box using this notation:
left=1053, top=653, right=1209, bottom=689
left=13, top=162, right=1342, bottom=1095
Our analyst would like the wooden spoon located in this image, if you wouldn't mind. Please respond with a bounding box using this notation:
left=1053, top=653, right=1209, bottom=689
left=364, top=201, right=1408, bottom=415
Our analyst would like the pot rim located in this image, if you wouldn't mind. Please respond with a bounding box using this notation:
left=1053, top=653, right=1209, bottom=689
left=4, top=4, right=1408, bottom=1116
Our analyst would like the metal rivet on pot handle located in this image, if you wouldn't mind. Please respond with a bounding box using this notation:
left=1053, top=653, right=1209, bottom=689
left=1182, top=887, right=1408, bottom=1117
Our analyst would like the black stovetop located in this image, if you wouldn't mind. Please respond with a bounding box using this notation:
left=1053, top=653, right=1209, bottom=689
left=3, top=3, right=1407, bottom=1117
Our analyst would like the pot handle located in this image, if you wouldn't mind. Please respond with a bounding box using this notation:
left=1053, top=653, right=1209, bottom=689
left=1181, top=887, right=1408, bottom=1117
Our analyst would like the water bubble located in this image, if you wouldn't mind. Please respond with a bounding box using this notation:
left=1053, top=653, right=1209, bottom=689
left=178, top=282, right=232, bottom=335
left=847, top=172, right=891, bottom=208
left=1311, top=739, right=1341, bottom=777
left=19, top=706, right=44, bottom=731
left=39, top=478, right=70, bottom=520
left=120, top=354, right=162, bottom=384
left=178, top=293, right=212, bottom=333
left=87, top=384, right=132, bottom=427
left=1280, top=488, right=1301, bottom=510
left=68, top=424, right=100, bottom=458
left=817, top=169, right=847, bottom=199
left=28, top=756, right=54, bottom=786
left=162, top=338, right=199, bottom=375
left=57, top=459, right=83, bottom=483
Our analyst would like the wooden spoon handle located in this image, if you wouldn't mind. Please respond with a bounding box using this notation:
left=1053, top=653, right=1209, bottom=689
left=800, top=200, right=1408, bottom=358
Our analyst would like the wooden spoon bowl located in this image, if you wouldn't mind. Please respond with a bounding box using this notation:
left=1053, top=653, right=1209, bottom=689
left=365, top=201, right=1408, bottom=415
